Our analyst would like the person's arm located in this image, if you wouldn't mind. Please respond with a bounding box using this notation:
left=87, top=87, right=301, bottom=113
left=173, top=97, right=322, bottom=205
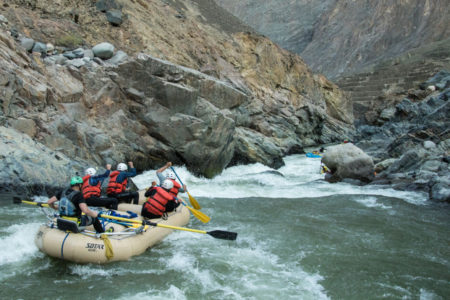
left=156, top=172, right=165, bottom=184
left=156, top=162, right=172, bottom=174
left=90, top=164, right=111, bottom=185
left=79, top=203, right=99, bottom=218
left=144, top=181, right=157, bottom=197
left=47, top=195, right=59, bottom=210
left=178, top=184, right=187, bottom=193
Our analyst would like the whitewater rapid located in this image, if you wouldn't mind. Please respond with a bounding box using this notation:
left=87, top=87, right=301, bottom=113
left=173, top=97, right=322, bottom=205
left=1, top=154, right=445, bottom=300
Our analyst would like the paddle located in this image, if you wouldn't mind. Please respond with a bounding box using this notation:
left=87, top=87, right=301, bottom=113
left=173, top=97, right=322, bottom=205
left=142, top=183, right=210, bottom=223
left=98, top=213, right=237, bottom=240
left=170, top=166, right=201, bottom=210
left=14, top=197, right=50, bottom=207
left=178, top=197, right=210, bottom=223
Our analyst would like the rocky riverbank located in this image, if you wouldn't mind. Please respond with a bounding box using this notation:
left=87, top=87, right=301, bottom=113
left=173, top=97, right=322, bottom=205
left=354, top=71, right=449, bottom=202
left=0, top=1, right=353, bottom=196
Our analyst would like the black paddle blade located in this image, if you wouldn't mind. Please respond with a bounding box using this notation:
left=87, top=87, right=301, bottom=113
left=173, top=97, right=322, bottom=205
left=207, top=230, right=238, bottom=241
left=13, top=197, right=22, bottom=204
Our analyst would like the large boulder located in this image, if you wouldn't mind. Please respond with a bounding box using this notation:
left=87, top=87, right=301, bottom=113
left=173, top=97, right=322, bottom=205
left=92, top=42, right=115, bottom=59
left=322, top=143, right=375, bottom=183
left=230, top=127, right=284, bottom=169
left=0, top=127, right=84, bottom=195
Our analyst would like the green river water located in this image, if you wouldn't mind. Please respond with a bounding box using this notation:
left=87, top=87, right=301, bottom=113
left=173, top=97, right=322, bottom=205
left=0, top=155, right=448, bottom=299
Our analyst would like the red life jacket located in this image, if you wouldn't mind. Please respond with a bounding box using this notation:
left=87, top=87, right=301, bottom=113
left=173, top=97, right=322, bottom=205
left=168, top=179, right=181, bottom=197
left=82, top=175, right=101, bottom=199
left=107, top=171, right=128, bottom=195
left=143, top=187, right=174, bottom=216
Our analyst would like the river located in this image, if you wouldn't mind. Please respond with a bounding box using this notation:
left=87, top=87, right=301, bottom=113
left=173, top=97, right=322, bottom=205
left=0, top=155, right=449, bottom=299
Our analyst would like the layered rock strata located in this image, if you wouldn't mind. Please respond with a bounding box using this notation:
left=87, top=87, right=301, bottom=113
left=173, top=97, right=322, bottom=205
left=0, top=0, right=353, bottom=194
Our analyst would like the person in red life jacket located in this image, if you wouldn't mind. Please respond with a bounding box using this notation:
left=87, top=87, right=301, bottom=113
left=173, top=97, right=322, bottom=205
left=156, top=161, right=187, bottom=198
left=82, top=164, right=118, bottom=209
left=107, top=161, right=139, bottom=204
left=47, top=176, right=104, bottom=233
left=141, top=179, right=181, bottom=219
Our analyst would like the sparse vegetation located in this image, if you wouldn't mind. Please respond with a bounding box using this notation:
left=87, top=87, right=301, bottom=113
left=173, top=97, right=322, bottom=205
left=55, top=33, right=83, bottom=49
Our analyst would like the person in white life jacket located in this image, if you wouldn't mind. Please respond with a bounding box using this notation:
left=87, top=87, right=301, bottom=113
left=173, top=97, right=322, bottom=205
left=106, top=161, right=139, bottom=204
left=156, top=161, right=187, bottom=198
left=82, top=164, right=118, bottom=209
left=47, top=176, right=104, bottom=233
left=141, top=179, right=181, bottom=219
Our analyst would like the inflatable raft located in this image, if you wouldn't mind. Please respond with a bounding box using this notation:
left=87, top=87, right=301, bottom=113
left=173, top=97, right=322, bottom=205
left=35, top=205, right=190, bottom=264
left=306, top=152, right=322, bottom=158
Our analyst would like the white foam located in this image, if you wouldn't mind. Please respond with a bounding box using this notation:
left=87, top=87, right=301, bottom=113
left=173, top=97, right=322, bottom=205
left=147, top=229, right=331, bottom=299
left=118, top=285, right=187, bottom=300
left=69, top=264, right=165, bottom=279
left=132, top=155, right=428, bottom=204
left=355, top=196, right=392, bottom=209
left=419, top=288, right=443, bottom=300
left=0, top=222, right=41, bottom=265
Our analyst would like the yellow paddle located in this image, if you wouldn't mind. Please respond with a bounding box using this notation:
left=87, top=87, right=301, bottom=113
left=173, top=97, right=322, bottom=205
left=98, top=213, right=237, bottom=240
left=178, top=197, right=210, bottom=223
left=141, top=186, right=210, bottom=223
left=170, top=167, right=201, bottom=210
left=14, top=198, right=50, bottom=207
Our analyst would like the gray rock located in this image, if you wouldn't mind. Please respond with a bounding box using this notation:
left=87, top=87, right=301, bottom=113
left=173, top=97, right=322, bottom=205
left=379, top=107, right=396, bottom=122
left=65, top=58, right=85, bottom=68
left=32, top=42, right=47, bottom=55
left=72, top=48, right=85, bottom=58
left=9, top=118, right=36, bottom=138
left=63, top=51, right=77, bottom=59
left=92, top=42, right=115, bottom=59
left=53, top=54, right=69, bottom=65
left=374, top=158, right=397, bottom=173
left=83, top=49, right=94, bottom=59
left=0, top=15, right=8, bottom=24
left=106, top=9, right=123, bottom=26
left=19, top=37, right=35, bottom=52
left=0, top=127, right=84, bottom=195
left=423, top=140, right=436, bottom=149
left=96, top=0, right=120, bottom=12
left=46, top=43, right=55, bottom=54
left=421, top=70, right=450, bottom=90
left=322, top=143, right=375, bottom=183
left=429, top=176, right=450, bottom=202
left=10, top=28, right=19, bottom=39
left=106, top=50, right=128, bottom=64
left=230, top=127, right=284, bottom=169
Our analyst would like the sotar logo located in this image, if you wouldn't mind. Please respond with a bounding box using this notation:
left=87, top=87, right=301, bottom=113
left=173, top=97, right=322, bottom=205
left=86, top=243, right=104, bottom=250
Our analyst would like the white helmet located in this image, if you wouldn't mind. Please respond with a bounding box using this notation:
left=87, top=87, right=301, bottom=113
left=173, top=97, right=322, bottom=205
left=85, top=167, right=96, bottom=176
left=117, top=163, right=128, bottom=171
left=166, top=171, right=176, bottom=180
left=162, top=179, right=174, bottom=190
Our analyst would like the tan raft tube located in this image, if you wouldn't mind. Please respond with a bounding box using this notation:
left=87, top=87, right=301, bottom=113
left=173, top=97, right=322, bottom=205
left=35, top=205, right=190, bottom=264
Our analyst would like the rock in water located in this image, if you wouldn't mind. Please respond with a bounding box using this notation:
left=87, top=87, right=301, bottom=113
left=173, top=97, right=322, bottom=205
left=322, top=143, right=375, bottom=183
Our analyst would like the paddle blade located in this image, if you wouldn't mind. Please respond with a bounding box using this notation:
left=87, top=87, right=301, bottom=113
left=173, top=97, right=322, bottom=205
left=186, top=206, right=210, bottom=223
left=13, top=197, right=22, bottom=204
left=187, top=192, right=201, bottom=210
left=207, top=230, right=237, bottom=241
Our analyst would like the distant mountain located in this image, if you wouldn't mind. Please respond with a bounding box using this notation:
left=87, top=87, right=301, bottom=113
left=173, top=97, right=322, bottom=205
left=215, top=0, right=450, bottom=79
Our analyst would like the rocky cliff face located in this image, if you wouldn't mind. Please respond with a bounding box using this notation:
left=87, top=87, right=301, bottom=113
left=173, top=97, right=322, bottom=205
left=216, top=0, right=450, bottom=79
left=0, top=0, right=353, bottom=194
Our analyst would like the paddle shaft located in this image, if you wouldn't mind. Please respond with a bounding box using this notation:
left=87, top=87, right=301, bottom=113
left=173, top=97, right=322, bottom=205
left=19, top=199, right=50, bottom=208
left=170, top=166, right=185, bottom=186
left=99, top=213, right=207, bottom=234
left=170, top=167, right=201, bottom=210
left=98, top=213, right=236, bottom=240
